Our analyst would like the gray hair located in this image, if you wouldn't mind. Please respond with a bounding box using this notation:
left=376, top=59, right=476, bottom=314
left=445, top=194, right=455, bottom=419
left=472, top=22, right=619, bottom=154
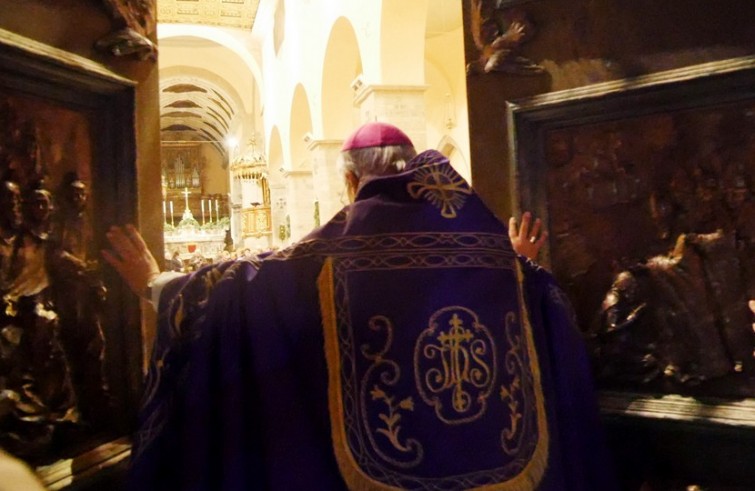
left=337, top=144, right=417, bottom=179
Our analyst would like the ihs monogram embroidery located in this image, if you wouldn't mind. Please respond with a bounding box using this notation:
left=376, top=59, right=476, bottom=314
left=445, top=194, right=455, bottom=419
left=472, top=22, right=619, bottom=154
left=407, top=165, right=473, bottom=218
left=414, top=306, right=496, bottom=424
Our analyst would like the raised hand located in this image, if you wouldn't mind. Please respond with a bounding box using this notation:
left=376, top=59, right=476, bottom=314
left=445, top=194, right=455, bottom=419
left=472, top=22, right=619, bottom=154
left=509, top=211, right=548, bottom=261
left=102, top=224, right=160, bottom=299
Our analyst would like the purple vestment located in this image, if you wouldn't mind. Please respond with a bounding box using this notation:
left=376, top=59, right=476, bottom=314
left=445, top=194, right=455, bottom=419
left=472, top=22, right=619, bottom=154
left=130, top=150, right=616, bottom=490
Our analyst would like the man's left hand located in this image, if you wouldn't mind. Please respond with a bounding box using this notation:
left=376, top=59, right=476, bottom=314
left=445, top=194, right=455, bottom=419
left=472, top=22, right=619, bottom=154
left=509, top=212, right=548, bottom=261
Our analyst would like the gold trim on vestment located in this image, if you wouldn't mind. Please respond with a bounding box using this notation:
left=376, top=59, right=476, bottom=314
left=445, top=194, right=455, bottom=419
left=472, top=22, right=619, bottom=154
left=318, top=254, right=550, bottom=490
left=319, top=259, right=404, bottom=491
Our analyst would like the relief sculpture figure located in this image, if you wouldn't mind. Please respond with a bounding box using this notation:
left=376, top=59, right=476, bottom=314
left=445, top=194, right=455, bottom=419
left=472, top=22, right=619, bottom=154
left=0, top=180, right=79, bottom=459
left=467, top=0, right=544, bottom=75
left=0, top=98, right=116, bottom=462
left=50, top=174, right=110, bottom=426
left=592, top=230, right=754, bottom=396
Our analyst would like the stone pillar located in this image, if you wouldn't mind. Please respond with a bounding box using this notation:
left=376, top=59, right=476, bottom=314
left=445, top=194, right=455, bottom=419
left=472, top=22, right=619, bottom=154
left=230, top=203, right=242, bottom=250
left=229, top=175, right=242, bottom=247
left=354, top=84, right=428, bottom=150
left=308, top=138, right=345, bottom=223
left=269, top=184, right=287, bottom=247
left=283, top=169, right=315, bottom=243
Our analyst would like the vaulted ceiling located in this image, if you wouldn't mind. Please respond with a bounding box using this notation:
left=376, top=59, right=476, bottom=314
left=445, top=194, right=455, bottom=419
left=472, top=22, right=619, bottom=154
left=156, top=0, right=461, bottom=158
left=160, top=75, right=238, bottom=156
left=157, top=0, right=261, bottom=30
left=157, top=1, right=262, bottom=157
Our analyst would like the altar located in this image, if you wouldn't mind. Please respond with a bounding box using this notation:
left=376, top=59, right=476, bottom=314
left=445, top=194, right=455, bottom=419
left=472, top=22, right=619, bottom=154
left=163, top=186, right=230, bottom=265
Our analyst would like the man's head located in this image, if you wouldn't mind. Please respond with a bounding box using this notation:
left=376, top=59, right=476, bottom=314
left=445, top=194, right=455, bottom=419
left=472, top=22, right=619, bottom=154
left=27, top=188, right=54, bottom=226
left=338, top=122, right=416, bottom=202
left=68, top=179, right=88, bottom=213
left=0, top=180, right=22, bottom=230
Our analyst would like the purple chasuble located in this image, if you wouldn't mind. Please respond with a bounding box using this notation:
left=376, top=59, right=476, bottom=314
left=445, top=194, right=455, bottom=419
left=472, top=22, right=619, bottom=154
left=129, top=150, right=617, bottom=490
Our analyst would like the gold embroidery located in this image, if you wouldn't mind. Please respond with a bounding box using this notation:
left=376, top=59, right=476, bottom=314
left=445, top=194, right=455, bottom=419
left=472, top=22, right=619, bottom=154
left=407, top=164, right=473, bottom=218
left=319, top=247, right=551, bottom=490
left=360, top=315, right=423, bottom=468
left=415, top=307, right=496, bottom=424
left=319, top=260, right=405, bottom=491
left=370, top=385, right=415, bottom=452
left=500, top=312, right=524, bottom=455
left=268, top=231, right=516, bottom=262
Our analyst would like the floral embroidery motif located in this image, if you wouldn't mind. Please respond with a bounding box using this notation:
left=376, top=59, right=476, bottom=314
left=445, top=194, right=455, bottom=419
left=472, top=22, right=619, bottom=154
left=415, top=306, right=496, bottom=424
left=407, top=164, right=473, bottom=219
left=369, top=385, right=415, bottom=452
left=500, top=312, right=524, bottom=455
left=361, top=315, right=423, bottom=467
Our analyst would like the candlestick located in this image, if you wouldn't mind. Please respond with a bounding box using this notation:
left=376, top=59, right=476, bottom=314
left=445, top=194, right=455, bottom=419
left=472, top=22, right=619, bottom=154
left=201, top=199, right=205, bottom=225
left=169, top=201, right=174, bottom=227
left=163, top=200, right=166, bottom=222
left=215, top=199, right=220, bottom=219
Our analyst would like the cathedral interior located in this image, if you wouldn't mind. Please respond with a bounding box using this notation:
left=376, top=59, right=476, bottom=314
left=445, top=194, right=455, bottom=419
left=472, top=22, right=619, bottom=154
left=1, top=0, right=754, bottom=489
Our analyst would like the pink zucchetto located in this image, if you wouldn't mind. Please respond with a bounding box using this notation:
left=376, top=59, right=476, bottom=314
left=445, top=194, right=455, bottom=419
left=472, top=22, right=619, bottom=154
left=341, top=122, right=414, bottom=151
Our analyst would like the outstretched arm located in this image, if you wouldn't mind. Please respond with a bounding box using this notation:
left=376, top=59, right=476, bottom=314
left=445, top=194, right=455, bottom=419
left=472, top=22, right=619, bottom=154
left=102, top=224, right=161, bottom=299
left=509, top=211, right=548, bottom=261
left=750, top=300, right=755, bottom=331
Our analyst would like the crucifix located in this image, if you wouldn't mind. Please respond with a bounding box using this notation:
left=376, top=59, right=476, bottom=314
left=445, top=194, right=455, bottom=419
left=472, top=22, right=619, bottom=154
left=181, top=188, right=191, bottom=219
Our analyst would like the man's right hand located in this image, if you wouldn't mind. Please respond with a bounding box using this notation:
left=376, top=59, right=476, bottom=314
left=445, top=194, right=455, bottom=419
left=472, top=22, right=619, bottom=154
left=102, top=224, right=160, bottom=299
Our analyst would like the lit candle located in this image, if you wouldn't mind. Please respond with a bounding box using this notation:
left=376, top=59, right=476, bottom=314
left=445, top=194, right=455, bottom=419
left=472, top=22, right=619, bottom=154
left=215, top=199, right=220, bottom=219
left=201, top=199, right=205, bottom=225
left=169, top=201, right=174, bottom=226
left=163, top=200, right=166, bottom=220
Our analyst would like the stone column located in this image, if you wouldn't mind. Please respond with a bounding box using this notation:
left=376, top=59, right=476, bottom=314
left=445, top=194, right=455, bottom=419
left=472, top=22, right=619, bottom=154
left=283, top=169, right=315, bottom=242
left=353, top=83, right=428, bottom=150
left=269, top=184, right=287, bottom=248
left=229, top=174, right=242, bottom=247
left=308, top=138, right=345, bottom=223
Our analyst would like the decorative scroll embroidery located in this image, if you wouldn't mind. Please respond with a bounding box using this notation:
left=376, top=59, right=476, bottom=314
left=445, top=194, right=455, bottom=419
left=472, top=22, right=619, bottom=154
left=268, top=231, right=516, bottom=262
left=407, top=164, right=473, bottom=219
left=169, top=265, right=224, bottom=338
left=361, top=315, right=423, bottom=468
left=500, top=311, right=524, bottom=455
left=415, top=306, right=496, bottom=424
left=319, top=251, right=550, bottom=491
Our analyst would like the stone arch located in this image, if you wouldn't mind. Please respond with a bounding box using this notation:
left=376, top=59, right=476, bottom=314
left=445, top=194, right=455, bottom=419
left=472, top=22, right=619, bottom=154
left=289, top=84, right=314, bottom=171
left=321, top=16, right=362, bottom=139
left=286, top=84, right=316, bottom=241
left=158, top=35, right=263, bottom=159
left=437, top=135, right=470, bottom=183
left=423, top=0, right=470, bottom=182
left=158, top=67, right=247, bottom=156
left=158, top=25, right=264, bottom=102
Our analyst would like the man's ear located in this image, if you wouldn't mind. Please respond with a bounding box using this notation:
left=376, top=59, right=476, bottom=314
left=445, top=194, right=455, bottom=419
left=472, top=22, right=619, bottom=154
left=345, top=171, right=359, bottom=202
